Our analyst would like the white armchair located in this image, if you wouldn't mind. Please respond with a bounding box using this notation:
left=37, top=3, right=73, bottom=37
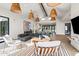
left=67, top=34, right=79, bottom=51
left=71, top=38, right=79, bottom=51
left=0, top=35, right=24, bottom=56
left=2, top=34, right=21, bottom=47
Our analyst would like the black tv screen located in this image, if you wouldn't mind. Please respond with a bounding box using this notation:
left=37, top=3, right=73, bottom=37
left=71, top=16, right=79, bottom=34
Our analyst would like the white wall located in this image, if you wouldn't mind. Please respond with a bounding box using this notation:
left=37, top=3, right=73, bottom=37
left=0, top=3, right=44, bottom=38
left=43, top=3, right=71, bottom=35
left=0, top=3, right=77, bottom=38
left=56, top=3, right=79, bottom=35
left=0, top=8, right=24, bottom=39
left=70, top=3, right=79, bottom=35
left=56, top=19, right=65, bottom=35
left=20, top=3, right=44, bottom=19
left=71, top=3, right=79, bottom=19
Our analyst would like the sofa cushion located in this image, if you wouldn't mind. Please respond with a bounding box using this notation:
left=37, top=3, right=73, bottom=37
left=71, top=40, right=79, bottom=51
left=42, top=35, right=51, bottom=40
left=71, top=34, right=79, bottom=41
left=72, top=34, right=79, bottom=38
left=24, top=30, right=32, bottom=34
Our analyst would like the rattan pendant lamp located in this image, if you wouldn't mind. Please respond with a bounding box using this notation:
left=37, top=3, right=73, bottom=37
left=47, top=3, right=61, bottom=7
left=50, top=8, right=57, bottom=21
left=47, top=3, right=62, bottom=21
left=10, top=3, right=22, bottom=14
left=28, top=10, right=34, bottom=20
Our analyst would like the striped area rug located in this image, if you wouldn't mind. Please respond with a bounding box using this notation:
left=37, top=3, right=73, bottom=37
left=9, top=43, right=70, bottom=56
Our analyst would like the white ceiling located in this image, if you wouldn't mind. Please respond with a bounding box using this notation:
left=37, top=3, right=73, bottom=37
left=0, top=3, right=71, bottom=20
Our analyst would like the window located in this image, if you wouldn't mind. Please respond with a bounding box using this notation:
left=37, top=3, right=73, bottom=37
left=40, top=25, right=56, bottom=36
left=0, top=16, right=9, bottom=36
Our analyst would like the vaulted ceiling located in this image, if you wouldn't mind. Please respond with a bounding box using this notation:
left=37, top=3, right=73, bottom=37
left=0, top=3, right=71, bottom=20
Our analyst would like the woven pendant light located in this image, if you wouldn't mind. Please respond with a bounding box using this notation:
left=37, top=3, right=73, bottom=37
left=47, top=3, right=61, bottom=7
left=50, top=8, right=57, bottom=21
left=28, top=10, right=34, bottom=20
left=10, top=3, right=21, bottom=14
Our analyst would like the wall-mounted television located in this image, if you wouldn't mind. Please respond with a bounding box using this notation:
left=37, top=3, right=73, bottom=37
left=71, top=16, right=79, bottom=34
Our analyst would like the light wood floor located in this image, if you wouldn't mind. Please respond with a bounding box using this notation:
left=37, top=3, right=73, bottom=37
left=0, top=35, right=78, bottom=56
left=54, top=35, right=79, bottom=56
left=25, top=35, right=79, bottom=56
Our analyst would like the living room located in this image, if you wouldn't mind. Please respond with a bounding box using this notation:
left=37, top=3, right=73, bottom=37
left=0, top=3, right=79, bottom=56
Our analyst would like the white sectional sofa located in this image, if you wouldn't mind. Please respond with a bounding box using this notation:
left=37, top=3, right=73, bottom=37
left=68, top=34, right=79, bottom=51
left=71, top=38, right=79, bottom=51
